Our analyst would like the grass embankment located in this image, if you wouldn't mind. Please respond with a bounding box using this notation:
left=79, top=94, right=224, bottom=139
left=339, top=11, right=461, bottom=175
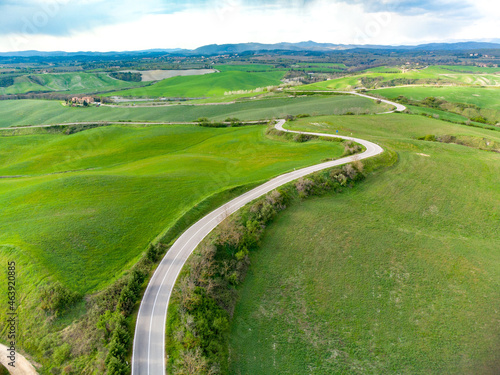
left=0, top=72, right=145, bottom=95
left=0, top=95, right=389, bottom=127
left=106, top=71, right=287, bottom=98
left=0, top=123, right=343, bottom=373
left=228, top=114, right=500, bottom=374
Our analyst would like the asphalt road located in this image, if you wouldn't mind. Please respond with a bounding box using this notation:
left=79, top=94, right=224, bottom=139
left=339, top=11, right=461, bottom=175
left=131, top=91, right=404, bottom=375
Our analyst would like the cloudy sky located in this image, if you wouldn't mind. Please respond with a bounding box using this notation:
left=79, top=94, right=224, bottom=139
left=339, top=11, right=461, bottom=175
left=0, top=0, right=498, bottom=52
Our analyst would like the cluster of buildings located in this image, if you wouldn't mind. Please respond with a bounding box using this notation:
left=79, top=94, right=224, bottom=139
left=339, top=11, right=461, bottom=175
left=70, top=96, right=95, bottom=106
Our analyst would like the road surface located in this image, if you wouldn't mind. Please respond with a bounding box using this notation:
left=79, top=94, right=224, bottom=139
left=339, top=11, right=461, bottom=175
left=0, top=344, right=38, bottom=375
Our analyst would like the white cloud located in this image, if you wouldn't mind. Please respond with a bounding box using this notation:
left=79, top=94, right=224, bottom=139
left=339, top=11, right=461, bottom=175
left=0, top=0, right=495, bottom=51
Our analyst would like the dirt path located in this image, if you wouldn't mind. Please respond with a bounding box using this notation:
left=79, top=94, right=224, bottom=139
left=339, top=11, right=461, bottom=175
left=0, top=344, right=38, bottom=375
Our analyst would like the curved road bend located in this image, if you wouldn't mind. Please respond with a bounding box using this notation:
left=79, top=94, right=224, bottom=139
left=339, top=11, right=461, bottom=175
left=133, top=94, right=405, bottom=375
left=132, top=95, right=407, bottom=375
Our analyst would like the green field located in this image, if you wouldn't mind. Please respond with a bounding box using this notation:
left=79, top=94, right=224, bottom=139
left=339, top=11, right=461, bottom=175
left=0, top=123, right=346, bottom=372
left=0, top=95, right=390, bottom=127
left=0, top=72, right=145, bottom=95
left=298, top=65, right=500, bottom=91
left=107, top=71, right=287, bottom=98
left=369, top=86, right=500, bottom=110
left=229, top=114, right=500, bottom=374
left=0, top=124, right=344, bottom=293
left=437, top=65, right=500, bottom=74
left=370, top=86, right=500, bottom=123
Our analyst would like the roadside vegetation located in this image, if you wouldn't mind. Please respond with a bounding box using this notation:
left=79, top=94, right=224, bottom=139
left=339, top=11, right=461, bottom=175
left=166, top=156, right=369, bottom=373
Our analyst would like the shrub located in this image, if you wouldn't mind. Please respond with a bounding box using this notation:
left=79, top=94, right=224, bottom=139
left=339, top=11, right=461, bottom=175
left=146, top=243, right=162, bottom=262
left=437, top=134, right=457, bottom=144
left=418, top=134, right=436, bottom=142
left=53, top=343, right=72, bottom=366
left=343, top=141, right=362, bottom=156
left=293, top=133, right=312, bottom=142
left=225, top=117, right=242, bottom=126
left=39, top=282, right=80, bottom=317
left=295, top=177, right=315, bottom=197
left=470, top=115, right=488, bottom=124
left=117, top=269, right=146, bottom=315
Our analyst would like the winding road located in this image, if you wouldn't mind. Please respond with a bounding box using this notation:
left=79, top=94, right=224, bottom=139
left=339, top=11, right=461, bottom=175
left=132, top=93, right=405, bottom=374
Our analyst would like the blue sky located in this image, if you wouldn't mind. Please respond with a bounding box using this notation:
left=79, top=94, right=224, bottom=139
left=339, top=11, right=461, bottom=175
left=0, top=0, right=497, bottom=51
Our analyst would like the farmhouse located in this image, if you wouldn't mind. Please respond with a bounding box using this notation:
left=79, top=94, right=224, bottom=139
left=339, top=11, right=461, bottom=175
left=71, top=96, right=95, bottom=105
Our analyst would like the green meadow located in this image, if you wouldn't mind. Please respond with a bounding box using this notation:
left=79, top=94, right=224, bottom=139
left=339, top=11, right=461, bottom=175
left=0, top=95, right=389, bottom=127
left=229, top=114, right=500, bottom=374
left=298, top=65, right=500, bottom=90
left=0, top=72, right=145, bottom=95
left=0, top=124, right=343, bottom=293
left=107, top=71, right=286, bottom=98
left=369, top=86, right=500, bottom=123
left=369, top=86, right=500, bottom=110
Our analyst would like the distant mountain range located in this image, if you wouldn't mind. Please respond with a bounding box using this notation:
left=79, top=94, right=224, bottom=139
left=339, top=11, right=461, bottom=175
left=1, top=41, right=500, bottom=57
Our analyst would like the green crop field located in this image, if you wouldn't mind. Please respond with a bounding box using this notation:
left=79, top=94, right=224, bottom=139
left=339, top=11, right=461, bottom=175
left=0, top=95, right=390, bottom=127
left=214, top=64, right=278, bottom=72
left=0, top=124, right=343, bottom=292
left=369, top=86, right=500, bottom=110
left=370, top=86, right=500, bottom=123
left=297, top=65, right=500, bottom=91
left=107, top=71, right=287, bottom=98
left=437, top=65, right=500, bottom=74
left=0, top=72, right=145, bottom=95
left=229, top=114, right=500, bottom=374
left=0, top=123, right=345, bottom=370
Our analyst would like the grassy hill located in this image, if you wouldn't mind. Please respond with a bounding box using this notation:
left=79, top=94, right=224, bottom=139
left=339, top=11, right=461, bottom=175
left=369, top=86, right=500, bottom=123
left=106, top=71, right=286, bottom=98
left=0, top=123, right=343, bottom=372
left=0, top=95, right=390, bottom=127
left=229, top=114, right=500, bottom=374
left=298, top=65, right=500, bottom=91
left=0, top=72, right=145, bottom=95
left=369, top=86, right=500, bottom=110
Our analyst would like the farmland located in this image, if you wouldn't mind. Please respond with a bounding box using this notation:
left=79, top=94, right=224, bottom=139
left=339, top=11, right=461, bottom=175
left=0, top=72, right=146, bottom=95
left=229, top=114, right=500, bottom=374
left=107, top=70, right=287, bottom=98
left=369, top=86, right=500, bottom=124
left=0, top=94, right=389, bottom=127
left=369, top=86, right=500, bottom=110
left=0, top=122, right=344, bottom=371
left=298, top=65, right=500, bottom=91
